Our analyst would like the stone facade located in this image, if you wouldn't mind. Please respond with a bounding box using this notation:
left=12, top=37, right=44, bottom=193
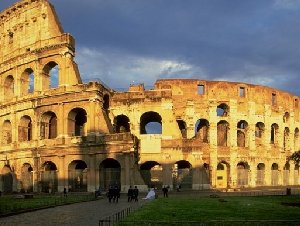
left=0, top=0, right=299, bottom=193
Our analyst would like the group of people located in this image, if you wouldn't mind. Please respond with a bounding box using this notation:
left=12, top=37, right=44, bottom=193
left=107, top=185, right=121, bottom=203
left=127, top=186, right=139, bottom=202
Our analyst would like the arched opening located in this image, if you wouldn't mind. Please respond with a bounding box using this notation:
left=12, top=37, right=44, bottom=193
left=99, top=158, right=121, bottom=190
left=294, top=164, right=299, bottom=185
left=1, top=165, right=13, bottom=193
left=140, top=111, right=162, bottom=134
left=216, top=162, right=230, bottom=188
left=195, top=119, right=209, bottom=143
left=68, top=108, right=87, bottom=136
left=41, top=161, right=58, bottom=193
left=270, top=123, right=279, bottom=145
left=237, top=120, right=248, bottom=147
left=256, top=163, right=265, bottom=186
left=177, top=120, right=187, bottom=138
left=294, top=128, right=299, bottom=151
left=173, top=160, right=192, bottom=189
left=20, top=68, right=34, bottom=95
left=2, top=120, right=12, bottom=145
left=43, top=62, right=59, bottom=89
left=255, top=122, right=265, bottom=145
left=40, top=112, right=58, bottom=139
left=284, top=127, right=290, bottom=151
left=18, top=116, right=32, bottom=142
left=103, top=94, right=110, bottom=111
left=237, top=162, right=249, bottom=187
left=21, top=163, right=33, bottom=193
left=271, top=163, right=279, bottom=186
left=216, top=103, right=229, bottom=117
left=140, top=161, right=162, bottom=189
left=4, top=75, right=14, bottom=101
left=283, top=112, right=290, bottom=123
left=68, top=160, right=88, bottom=192
left=217, top=120, right=229, bottom=146
left=283, top=162, right=290, bottom=185
left=114, top=115, right=130, bottom=133
left=18, top=115, right=32, bottom=142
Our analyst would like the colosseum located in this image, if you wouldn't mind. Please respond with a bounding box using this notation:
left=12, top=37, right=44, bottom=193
left=0, top=0, right=299, bottom=194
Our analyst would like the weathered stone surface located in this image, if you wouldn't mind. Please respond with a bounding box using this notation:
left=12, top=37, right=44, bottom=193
left=0, top=0, right=299, bottom=193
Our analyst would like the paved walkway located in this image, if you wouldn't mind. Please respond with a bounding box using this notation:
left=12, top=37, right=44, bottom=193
left=0, top=195, right=145, bottom=226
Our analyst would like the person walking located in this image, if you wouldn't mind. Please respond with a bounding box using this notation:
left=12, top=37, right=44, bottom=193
left=162, top=186, right=169, bottom=197
left=133, top=186, right=139, bottom=202
left=127, top=186, right=133, bottom=202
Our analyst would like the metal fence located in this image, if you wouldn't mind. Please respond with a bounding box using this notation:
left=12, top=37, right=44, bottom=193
left=99, top=207, right=135, bottom=226
left=115, top=220, right=300, bottom=226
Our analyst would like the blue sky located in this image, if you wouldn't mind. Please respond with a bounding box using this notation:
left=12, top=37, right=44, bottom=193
left=1, top=0, right=300, bottom=95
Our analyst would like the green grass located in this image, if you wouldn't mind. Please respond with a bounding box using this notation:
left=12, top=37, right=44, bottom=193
left=125, top=195, right=300, bottom=222
left=0, top=193, right=95, bottom=215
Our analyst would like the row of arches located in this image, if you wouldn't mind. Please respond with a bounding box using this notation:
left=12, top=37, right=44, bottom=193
left=1, top=108, right=87, bottom=144
left=2, top=159, right=298, bottom=193
left=113, top=112, right=299, bottom=149
left=0, top=158, right=121, bottom=193
left=3, top=61, right=59, bottom=101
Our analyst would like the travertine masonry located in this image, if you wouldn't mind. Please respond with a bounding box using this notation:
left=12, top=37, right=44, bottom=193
left=0, top=0, right=299, bottom=193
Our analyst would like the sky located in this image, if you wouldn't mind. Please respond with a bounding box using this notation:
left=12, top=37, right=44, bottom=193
left=1, top=0, right=300, bottom=95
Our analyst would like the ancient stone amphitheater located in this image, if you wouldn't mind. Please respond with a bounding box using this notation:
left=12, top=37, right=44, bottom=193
left=0, top=0, right=299, bottom=194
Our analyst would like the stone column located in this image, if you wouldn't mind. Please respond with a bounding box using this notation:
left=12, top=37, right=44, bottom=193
left=57, top=155, right=65, bottom=192
left=88, top=154, right=96, bottom=192
left=162, top=163, right=173, bottom=189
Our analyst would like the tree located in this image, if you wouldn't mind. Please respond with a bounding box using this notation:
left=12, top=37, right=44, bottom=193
left=289, top=150, right=300, bottom=164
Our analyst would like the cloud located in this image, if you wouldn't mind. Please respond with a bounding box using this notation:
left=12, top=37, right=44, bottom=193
left=76, top=47, right=206, bottom=90
left=273, top=0, right=300, bottom=9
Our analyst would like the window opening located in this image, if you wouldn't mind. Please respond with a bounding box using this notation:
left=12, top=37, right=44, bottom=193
left=197, top=85, right=204, bottom=95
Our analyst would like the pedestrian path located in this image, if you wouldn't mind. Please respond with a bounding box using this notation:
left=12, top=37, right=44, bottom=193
left=0, top=195, right=145, bottom=226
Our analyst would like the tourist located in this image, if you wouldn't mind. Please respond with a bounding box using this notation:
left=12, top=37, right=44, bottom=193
left=127, top=186, right=133, bottom=202
left=63, top=187, right=67, bottom=197
left=108, top=186, right=114, bottom=203
left=133, top=186, right=139, bottom=202
left=113, top=185, right=120, bottom=203
left=162, top=186, right=169, bottom=197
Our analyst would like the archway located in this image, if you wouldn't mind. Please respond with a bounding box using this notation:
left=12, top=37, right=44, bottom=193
left=42, top=61, right=60, bottom=89
left=114, top=115, right=130, bottom=133
left=283, top=162, right=290, bottom=185
left=294, top=164, right=299, bottom=185
left=256, top=163, right=265, bottom=186
left=237, top=162, right=249, bottom=187
left=20, top=68, right=34, bottom=95
left=99, top=158, right=121, bottom=190
left=68, top=108, right=87, bottom=136
left=237, top=120, right=248, bottom=147
left=271, top=163, right=279, bottom=186
left=68, top=160, right=87, bottom=192
left=216, top=162, right=230, bottom=188
left=2, top=120, right=12, bottom=144
left=4, top=75, right=14, bottom=100
left=1, top=165, right=13, bottom=193
left=21, top=163, right=33, bottom=193
left=140, top=111, right=162, bottom=134
left=217, top=120, right=229, bottom=146
left=18, top=115, right=32, bottom=142
left=173, top=160, right=192, bottom=189
left=41, top=161, right=58, bottom=193
left=140, top=161, right=162, bottom=189
left=40, top=111, right=57, bottom=139
left=195, top=119, right=209, bottom=143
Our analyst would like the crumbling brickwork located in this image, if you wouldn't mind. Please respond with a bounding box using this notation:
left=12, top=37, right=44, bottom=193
left=0, top=0, right=299, bottom=193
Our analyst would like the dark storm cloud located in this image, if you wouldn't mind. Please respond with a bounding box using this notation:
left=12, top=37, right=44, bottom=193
left=1, top=0, right=300, bottom=95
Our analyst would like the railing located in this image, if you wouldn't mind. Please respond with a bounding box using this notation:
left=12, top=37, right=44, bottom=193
left=113, top=220, right=300, bottom=226
left=99, top=207, right=135, bottom=226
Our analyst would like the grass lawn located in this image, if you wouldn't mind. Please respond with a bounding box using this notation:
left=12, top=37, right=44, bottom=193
left=122, top=195, right=300, bottom=224
left=0, top=193, right=95, bottom=216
